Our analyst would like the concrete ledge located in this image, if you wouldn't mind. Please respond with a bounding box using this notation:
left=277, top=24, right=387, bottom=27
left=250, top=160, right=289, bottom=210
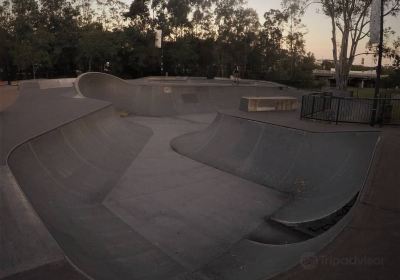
left=240, top=97, right=298, bottom=112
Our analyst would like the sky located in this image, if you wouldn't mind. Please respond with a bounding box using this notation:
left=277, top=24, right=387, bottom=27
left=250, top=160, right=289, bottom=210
left=122, top=0, right=400, bottom=66
left=247, top=0, right=400, bottom=66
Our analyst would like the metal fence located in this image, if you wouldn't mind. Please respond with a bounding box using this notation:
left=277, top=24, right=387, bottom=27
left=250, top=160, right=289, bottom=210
left=300, top=92, right=400, bottom=125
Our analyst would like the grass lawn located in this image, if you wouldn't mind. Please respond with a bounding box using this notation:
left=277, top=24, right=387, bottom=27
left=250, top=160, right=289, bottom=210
left=349, top=87, right=400, bottom=99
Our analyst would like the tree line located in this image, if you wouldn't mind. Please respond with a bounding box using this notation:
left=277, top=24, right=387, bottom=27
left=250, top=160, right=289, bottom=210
left=0, top=0, right=399, bottom=89
left=0, top=0, right=318, bottom=87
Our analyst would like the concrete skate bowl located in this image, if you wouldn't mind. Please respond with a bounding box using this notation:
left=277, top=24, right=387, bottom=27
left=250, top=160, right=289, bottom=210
left=5, top=107, right=379, bottom=280
left=3, top=98, right=343, bottom=280
left=75, top=72, right=301, bottom=116
left=3, top=75, right=380, bottom=280
left=170, top=113, right=380, bottom=278
left=172, top=113, right=379, bottom=225
left=6, top=105, right=154, bottom=279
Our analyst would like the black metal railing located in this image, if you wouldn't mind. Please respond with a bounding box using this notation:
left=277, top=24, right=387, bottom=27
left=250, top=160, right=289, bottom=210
left=301, top=92, right=400, bottom=125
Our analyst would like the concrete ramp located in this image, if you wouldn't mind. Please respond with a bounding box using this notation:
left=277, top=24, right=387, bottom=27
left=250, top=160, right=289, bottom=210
left=75, top=72, right=302, bottom=116
left=270, top=130, right=400, bottom=280
left=7, top=107, right=185, bottom=280
left=171, top=113, right=379, bottom=225
left=0, top=166, right=63, bottom=279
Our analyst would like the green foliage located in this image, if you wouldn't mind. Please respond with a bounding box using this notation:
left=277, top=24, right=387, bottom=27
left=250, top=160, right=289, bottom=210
left=0, top=0, right=317, bottom=88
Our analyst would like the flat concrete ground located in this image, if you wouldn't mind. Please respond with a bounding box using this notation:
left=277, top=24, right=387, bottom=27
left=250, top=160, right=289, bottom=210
left=104, top=114, right=288, bottom=271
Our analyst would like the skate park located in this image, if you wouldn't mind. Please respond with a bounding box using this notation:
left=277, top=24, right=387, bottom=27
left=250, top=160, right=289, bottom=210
left=1, top=73, right=399, bottom=280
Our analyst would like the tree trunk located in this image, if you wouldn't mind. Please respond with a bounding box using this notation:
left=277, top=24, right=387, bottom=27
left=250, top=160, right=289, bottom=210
left=5, top=58, right=11, bottom=85
left=329, top=1, right=340, bottom=89
left=337, top=72, right=349, bottom=90
left=328, top=1, right=353, bottom=91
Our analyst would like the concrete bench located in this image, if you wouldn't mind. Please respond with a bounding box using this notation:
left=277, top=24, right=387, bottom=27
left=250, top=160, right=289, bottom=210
left=240, top=96, right=298, bottom=112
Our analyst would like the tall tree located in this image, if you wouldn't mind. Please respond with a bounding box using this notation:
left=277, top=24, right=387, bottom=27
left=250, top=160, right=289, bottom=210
left=0, top=1, right=13, bottom=83
left=8, top=0, right=42, bottom=78
left=282, top=0, right=307, bottom=80
left=214, top=0, right=259, bottom=76
left=39, top=0, right=80, bottom=76
left=78, top=23, right=115, bottom=71
left=124, top=0, right=151, bottom=30
left=95, top=0, right=128, bottom=30
left=260, top=9, right=288, bottom=78
left=312, top=0, right=400, bottom=90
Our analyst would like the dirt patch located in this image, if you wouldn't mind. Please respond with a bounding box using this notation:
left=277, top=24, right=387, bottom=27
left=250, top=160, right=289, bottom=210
left=0, top=86, right=19, bottom=111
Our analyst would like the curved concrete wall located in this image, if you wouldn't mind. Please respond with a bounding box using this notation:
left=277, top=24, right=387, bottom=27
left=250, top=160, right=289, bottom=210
left=1, top=91, right=115, bottom=278
left=75, top=72, right=302, bottom=116
left=7, top=106, right=155, bottom=280
left=0, top=166, right=65, bottom=279
left=200, top=209, right=353, bottom=280
left=171, top=113, right=379, bottom=225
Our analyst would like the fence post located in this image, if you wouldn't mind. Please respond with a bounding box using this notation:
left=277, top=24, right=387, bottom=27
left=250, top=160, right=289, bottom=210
left=336, top=98, right=341, bottom=124
left=311, top=95, right=316, bottom=117
left=300, top=96, right=305, bottom=119
left=379, top=98, right=387, bottom=125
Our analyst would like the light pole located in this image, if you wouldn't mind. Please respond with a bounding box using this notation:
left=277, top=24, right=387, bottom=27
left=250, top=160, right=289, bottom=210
left=370, top=0, right=385, bottom=126
left=155, top=29, right=163, bottom=76
left=33, top=63, right=40, bottom=80
left=161, top=47, right=164, bottom=76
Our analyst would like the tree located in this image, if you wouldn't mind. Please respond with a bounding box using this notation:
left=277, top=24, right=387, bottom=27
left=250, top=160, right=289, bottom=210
left=256, top=9, right=288, bottom=80
left=214, top=0, right=260, bottom=77
left=282, top=0, right=307, bottom=80
left=8, top=0, right=42, bottom=78
left=383, top=37, right=400, bottom=88
left=0, top=0, right=13, bottom=83
left=124, top=0, right=151, bottom=30
left=39, top=0, right=80, bottom=76
left=393, top=37, right=400, bottom=69
left=0, top=0, right=320, bottom=86
left=96, top=0, right=128, bottom=30
left=78, top=23, right=115, bottom=71
left=313, top=0, right=400, bottom=90
left=75, top=0, right=93, bottom=26
left=191, top=1, right=215, bottom=38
